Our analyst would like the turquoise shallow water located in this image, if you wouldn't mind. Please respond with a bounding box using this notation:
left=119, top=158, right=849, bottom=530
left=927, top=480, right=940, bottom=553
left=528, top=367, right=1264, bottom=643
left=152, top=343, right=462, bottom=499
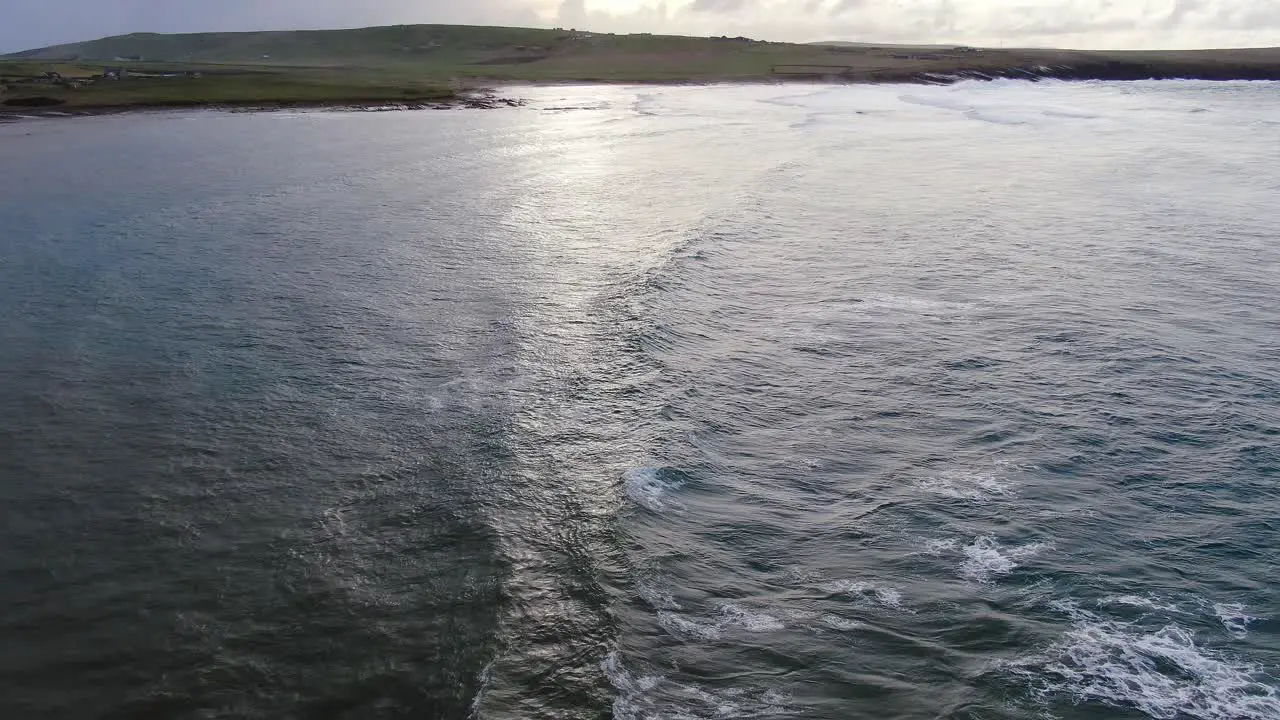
left=1, top=81, right=1278, bottom=719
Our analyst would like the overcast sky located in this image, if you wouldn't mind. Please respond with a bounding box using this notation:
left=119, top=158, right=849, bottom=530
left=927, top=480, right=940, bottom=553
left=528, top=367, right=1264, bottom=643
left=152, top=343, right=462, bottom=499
left=3, top=0, right=1277, bottom=53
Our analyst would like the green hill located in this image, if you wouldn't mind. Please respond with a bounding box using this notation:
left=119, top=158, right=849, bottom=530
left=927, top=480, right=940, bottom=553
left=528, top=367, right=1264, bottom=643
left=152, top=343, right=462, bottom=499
left=2, top=25, right=803, bottom=81
left=5, top=24, right=1280, bottom=115
left=6, top=25, right=577, bottom=65
left=8, top=24, right=1280, bottom=85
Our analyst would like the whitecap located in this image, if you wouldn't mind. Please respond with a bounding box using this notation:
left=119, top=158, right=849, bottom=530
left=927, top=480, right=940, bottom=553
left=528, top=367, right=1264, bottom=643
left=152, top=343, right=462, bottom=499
left=1212, top=603, right=1259, bottom=639
left=603, top=651, right=792, bottom=720
left=817, top=579, right=909, bottom=610
left=602, top=652, right=670, bottom=720
left=658, top=610, right=722, bottom=641
left=469, top=659, right=496, bottom=718
left=821, top=614, right=863, bottom=631
left=916, top=469, right=1014, bottom=501
left=718, top=603, right=786, bottom=632
left=960, top=536, right=1046, bottom=583
left=1099, top=594, right=1183, bottom=614
left=623, top=467, right=683, bottom=513
left=657, top=603, right=785, bottom=642
left=861, top=293, right=970, bottom=315
left=1005, top=606, right=1280, bottom=719
left=921, top=538, right=959, bottom=555
left=636, top=578, right=681, bottom=610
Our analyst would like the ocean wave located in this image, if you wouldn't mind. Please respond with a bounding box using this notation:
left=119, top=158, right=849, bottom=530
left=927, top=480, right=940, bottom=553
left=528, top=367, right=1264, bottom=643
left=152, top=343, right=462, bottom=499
left=623, top=467, right=685, bottom=513
left=920, top=538, right=960, bottom=555
left=860, top=293, right=974, bottom=317
left=636, top=577, right=681, bottom=611
left=915, top=467, right=1015, bottom=501
left=1006, top=602, right=1280, bottom=719
left=658, top=610, right=723, bottom=641
left=820, top=614, right=863, bottom=631
left=603, top=652, right=667, bottom=720
left=604, top=652, right=793, bottom=720
left=1098, top=595, right=1261, bottom=639
left=960, top=536, right=1047, bottom=583
left=816, top=579, right=910, bottom=611
left=658, top=602, right=786, bottom=641
left=1211, top=603, right=1260, bottom=639
left=1099, top=594, right=1184, bottom=614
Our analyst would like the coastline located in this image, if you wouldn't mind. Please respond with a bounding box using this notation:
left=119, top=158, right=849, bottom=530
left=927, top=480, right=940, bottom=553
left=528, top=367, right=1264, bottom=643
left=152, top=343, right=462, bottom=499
left=0, top=92, right=524, bottom=121
left=6, top=26, right=1280, bottom=124
left=4, top=61, right=1279, bottom=123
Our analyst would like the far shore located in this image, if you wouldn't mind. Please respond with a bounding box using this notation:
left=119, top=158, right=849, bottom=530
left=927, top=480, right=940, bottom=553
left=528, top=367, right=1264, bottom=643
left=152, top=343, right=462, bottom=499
left=5, top=36, right=1280, bottom=122
left=2, top=71, right=1276, bottom=123
left=0, top=92, right=525, bottom=121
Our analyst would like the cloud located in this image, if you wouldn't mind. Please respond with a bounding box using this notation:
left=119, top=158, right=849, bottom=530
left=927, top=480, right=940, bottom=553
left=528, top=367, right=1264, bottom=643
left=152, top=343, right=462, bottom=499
left=690, top=0, right=757, bottom=12
left=2, top=0, right=1278, bottom=53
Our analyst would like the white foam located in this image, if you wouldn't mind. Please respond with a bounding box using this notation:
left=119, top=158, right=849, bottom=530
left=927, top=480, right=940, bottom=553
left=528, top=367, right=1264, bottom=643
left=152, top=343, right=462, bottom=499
left=657, top=603, right=785, bottom=641
left=623, top=467, right=683, bottom=513
left=1212, top=603, right=1260, bottom=639
left=861, top=293, right=971, bottom=315
left=658, top=610, right=723, bottom=641
left=960, top=536, right=1046, bottom=583
left=817, top=579, right=910, bottom=611
left=1042, top=108, right=1100, bottom=119
left=718, top=603, right=786, bottom=632
left=603, top=652, right=673, bottom=720
left=468, top=659, right=496, bottom=719
left=1006, top=603, right=1280, bottom=719
left=603, top=651, right=792, bottom=720
left=1097, top=597, right=1260, bottom=639
left=636, top=578, right=681, bottom=610
left=916, top=469, right=1014, bottom=502
left=1099, top=595, right=1183, bottom=614
left=921, top=538, right=959, bottom=555
left=964, top=108, right=1031, bottom=126
left=821, top=615, right=863, bottom=631
left=898, top=93, right=974, bottom=113
left=631, top=93, right=662, bottom=116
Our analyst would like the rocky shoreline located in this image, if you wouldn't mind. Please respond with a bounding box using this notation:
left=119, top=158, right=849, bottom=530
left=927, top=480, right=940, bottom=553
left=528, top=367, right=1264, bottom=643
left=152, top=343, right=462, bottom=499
left=0, top=92, right=525, bottom=121
left=3, top=67, right=1278, bottom=123
left=858, top=61, right=1280, bottom=85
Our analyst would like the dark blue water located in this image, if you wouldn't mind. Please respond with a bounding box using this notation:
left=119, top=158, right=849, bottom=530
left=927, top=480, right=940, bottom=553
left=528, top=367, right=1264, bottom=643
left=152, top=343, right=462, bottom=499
left=1, top=81, right=1278, bottom=720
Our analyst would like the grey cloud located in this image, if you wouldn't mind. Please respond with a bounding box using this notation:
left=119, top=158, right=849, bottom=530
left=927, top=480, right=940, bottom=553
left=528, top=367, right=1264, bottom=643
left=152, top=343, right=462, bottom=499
left=835, top=0, right=869, bottom=12
left=557, top=0, right=588, bottom=26
left=690, top=0, right=756, bottom=13
left=1164, top=0, right=1203, bottom=28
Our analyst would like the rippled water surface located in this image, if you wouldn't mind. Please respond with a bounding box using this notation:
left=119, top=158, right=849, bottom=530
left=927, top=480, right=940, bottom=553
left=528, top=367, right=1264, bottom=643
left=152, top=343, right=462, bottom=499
left=2, top=81, right=1278, bottom=719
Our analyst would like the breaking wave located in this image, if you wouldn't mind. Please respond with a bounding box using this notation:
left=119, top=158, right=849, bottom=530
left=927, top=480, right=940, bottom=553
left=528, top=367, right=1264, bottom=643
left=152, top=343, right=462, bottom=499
left=603, top=652, right=793, bottom=720
left=1006, top=601, right=1280, bottom=719
left=623, top=467, right=685, bottom=513
left=959, top=536, right=1048, bottom=583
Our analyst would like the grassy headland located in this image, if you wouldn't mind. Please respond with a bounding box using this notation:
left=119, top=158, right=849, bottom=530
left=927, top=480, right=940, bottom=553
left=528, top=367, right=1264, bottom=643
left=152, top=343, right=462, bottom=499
left=0, top=63, right=466, bottom=113
left=4, top=24, right=1280, bottom=115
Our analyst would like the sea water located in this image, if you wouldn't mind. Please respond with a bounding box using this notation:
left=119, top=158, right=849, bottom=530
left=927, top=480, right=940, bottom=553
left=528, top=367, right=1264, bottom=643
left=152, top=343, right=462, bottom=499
left=1, top=80, right=1277, bottom=719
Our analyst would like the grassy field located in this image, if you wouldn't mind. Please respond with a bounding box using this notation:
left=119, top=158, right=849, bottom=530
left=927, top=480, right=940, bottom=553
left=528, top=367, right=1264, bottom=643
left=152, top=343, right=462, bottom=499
left=4, top=23, right=1280, bottom=112
left=1, top=63, right=458, bottom=110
